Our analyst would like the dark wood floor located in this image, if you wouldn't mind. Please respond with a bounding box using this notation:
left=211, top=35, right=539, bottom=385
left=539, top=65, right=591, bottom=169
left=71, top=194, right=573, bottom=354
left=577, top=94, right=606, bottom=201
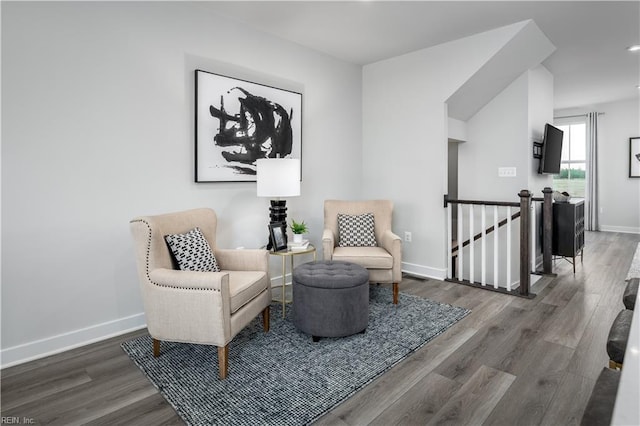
left=2, top=231, right=638, bottom=425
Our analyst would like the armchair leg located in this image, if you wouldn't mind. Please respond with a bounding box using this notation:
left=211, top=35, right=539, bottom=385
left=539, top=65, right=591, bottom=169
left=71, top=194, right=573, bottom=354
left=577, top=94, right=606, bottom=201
left=218, top=345, right=229, bottom=380
left=262, top=306, right=270, bottom=332
left=393, top=282, right=399, bottom=304
left=152, top=338, right=160, bottom=357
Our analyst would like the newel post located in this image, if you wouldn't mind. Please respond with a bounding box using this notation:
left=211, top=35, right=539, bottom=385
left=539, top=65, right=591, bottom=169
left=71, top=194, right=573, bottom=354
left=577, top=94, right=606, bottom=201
left=542, top=187, right=553, bottom=274
left=519, top=190, right=531, bottom=296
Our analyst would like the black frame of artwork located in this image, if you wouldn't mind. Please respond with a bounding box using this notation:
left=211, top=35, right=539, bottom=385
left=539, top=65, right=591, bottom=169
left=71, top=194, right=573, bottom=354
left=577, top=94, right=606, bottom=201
left=194, top=69, right=302, bottom=182
left=630, top=137, right=640, bottom=178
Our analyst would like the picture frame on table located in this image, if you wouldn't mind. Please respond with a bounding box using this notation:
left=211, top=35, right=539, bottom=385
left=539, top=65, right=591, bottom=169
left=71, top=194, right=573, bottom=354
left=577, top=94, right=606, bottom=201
left=630, top=137, right=640, bottom=178
left=195, top=69, right=302, bottom=183
left=268, top=223, right=288, bottom=251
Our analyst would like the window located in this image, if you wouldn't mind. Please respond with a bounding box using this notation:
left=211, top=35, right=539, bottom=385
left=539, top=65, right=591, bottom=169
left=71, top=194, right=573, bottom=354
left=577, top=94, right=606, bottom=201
left=553, top=122, right=586, bottom=197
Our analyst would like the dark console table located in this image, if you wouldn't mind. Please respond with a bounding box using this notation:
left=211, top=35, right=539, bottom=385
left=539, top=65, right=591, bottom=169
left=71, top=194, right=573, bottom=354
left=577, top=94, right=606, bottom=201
left=552, top=198, right=585, bottom=273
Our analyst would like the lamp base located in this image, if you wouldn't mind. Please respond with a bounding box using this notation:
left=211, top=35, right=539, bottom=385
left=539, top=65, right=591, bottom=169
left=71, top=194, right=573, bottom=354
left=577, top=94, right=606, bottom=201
left=267, top=200, right=288, bottom=250
left=269, top=200, right=287, bottom=223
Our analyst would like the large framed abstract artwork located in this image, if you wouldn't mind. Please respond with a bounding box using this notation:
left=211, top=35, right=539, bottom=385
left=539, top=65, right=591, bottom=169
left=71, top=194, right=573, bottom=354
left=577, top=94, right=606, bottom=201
left=630, top=137, right=640, bottom=178
left=195, top=69, right=302, bottom=182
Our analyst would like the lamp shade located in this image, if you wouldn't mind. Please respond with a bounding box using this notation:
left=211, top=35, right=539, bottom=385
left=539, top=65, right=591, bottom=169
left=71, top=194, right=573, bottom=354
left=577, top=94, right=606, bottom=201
left=256, top=158, right=301, bottom=197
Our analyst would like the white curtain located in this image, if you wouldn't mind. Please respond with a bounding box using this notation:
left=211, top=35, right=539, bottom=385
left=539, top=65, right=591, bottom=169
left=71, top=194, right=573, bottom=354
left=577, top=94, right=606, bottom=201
left=586, top=112, right=599, bottom=231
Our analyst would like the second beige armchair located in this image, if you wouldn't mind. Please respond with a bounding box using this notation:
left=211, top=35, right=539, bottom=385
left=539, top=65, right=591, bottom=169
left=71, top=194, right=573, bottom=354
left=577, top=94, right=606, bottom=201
left=323, top=200, right=402, bottom=304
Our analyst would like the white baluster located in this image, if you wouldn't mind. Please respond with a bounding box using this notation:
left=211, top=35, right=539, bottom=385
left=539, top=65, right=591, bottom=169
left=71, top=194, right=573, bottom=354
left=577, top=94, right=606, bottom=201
left=531, top=203, right=536, bottom=272
left=458, top=204, right=463, bottom=281
left=507, top=206, right=512, bottom=292
left=447, top=204, right=452, bottom=279
left=481, top=206, right=486, bottom=286
left=469, top=204, right=474, bottom=284
left=494, top=205, right=499, bottom=289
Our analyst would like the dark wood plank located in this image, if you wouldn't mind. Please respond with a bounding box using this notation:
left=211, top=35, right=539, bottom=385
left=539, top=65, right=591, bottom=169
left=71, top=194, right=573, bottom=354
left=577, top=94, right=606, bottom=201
left=433, top=305, right=527, bottom=384
left=541, top=273, right=585, bottom=307
left=482, top=339, right=575, bottom=426
left=324, top=325, right=477, bottom=425
left=565, top=299, right=621, bottom=381
left=369, top=373, right=461, bottom=425
left=427, top=365, right=516, bottom=426
left=2, top=366, right=159, bottom=424
left=1, top=369, right=92, bottom=411
left=542, top=291, right=601, bottom=349
left=540, top=372, right=595, bottom=426
left=85, top=394, right=184, bottom=426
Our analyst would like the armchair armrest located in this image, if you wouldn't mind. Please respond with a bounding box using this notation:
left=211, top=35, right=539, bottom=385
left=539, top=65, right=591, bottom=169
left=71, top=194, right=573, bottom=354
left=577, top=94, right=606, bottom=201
left=380, top=229, right=401, bottom=251
left=322, top=228, right=335, bottom=261
left=146, top=268, right=232, bottom=344
left=149, top=268, right=229, bottom=291
left=380, top=229, right=403, bottom=283
left=215, top=249, right=269, bottom=272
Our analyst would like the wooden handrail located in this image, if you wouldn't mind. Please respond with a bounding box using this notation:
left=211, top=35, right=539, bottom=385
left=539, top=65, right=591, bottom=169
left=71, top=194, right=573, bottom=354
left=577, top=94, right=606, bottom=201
left=444, top=194, right=519, bottom=208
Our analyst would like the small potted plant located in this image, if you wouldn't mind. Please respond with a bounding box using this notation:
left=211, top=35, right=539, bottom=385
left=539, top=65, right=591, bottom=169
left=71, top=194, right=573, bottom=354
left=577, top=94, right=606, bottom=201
left=289, top=219, right=308, bottom=243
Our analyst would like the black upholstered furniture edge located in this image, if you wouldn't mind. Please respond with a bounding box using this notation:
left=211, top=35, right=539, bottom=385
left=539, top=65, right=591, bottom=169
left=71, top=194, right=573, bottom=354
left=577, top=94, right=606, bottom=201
left=606, top=309, right=633, bottom=365
left=623, top=278, right=638, bottom=310
left=580, top=367, right=621, bottom=426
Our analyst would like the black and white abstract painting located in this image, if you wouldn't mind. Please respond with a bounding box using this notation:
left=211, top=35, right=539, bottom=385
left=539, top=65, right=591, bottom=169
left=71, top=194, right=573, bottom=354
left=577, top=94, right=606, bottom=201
left=195, top=69, right=302, bottom=182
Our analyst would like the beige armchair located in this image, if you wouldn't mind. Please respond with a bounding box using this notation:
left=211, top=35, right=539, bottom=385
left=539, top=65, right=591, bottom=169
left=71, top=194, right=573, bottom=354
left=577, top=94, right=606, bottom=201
left=129, top=208, right=271, bottom=379
left=323, top=200, right=402, bottom=304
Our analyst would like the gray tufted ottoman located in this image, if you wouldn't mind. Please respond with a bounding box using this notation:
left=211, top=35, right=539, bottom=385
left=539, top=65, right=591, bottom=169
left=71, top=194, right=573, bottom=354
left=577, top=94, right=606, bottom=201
left=292, top=261, right=369, bottom=341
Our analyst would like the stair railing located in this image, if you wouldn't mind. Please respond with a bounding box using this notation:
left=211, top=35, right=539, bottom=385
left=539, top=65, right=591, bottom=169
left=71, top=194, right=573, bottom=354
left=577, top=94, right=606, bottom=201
left=444, top=187, right=554, bottom=297
left=444, top=190, right=533, bottom=297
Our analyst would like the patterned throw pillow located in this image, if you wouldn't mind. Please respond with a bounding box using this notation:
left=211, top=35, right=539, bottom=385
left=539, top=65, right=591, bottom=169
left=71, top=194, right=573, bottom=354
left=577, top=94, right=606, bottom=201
left=337, top=213, right=377, bottom=247
left=164, top=227, right=220, bottom=272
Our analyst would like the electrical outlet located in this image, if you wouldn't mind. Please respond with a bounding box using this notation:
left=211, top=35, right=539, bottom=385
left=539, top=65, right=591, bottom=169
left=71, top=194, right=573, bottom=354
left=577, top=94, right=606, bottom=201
left=404, top=231, right=412, bottom=243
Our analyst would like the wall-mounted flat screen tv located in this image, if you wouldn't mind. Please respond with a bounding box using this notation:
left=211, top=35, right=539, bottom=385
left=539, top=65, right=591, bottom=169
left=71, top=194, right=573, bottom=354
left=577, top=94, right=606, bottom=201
left=539, top=123, right=564, bottom=174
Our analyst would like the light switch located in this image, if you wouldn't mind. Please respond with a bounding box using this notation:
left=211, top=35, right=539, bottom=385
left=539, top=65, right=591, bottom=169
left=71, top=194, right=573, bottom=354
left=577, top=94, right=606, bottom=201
left=498, top=167, right=517, bottom=177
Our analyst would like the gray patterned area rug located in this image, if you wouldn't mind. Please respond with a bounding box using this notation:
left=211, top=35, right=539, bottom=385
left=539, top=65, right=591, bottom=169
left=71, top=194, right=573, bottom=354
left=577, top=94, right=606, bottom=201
left=121, top=287, right=470, bottom=426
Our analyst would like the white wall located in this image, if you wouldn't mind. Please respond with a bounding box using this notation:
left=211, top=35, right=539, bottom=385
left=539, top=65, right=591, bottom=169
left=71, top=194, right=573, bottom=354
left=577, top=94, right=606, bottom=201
left=555, top=98, right=640, bottom=233
left=527, top=66, right=555, bottom=269
left=1, top=2, right=362, bottom=366
left=457, top=66, right=553, bottom=287
left=362, top=22, right=530, bottom=279
left=457, top=72, right=529, bottom=288
left=448, top=118, right=467, bottom=143
left=528, top=65, right=555, bottom=195
left=459, top=72, right=530, bottom=201
left=459, top=66, right=553, bottom=200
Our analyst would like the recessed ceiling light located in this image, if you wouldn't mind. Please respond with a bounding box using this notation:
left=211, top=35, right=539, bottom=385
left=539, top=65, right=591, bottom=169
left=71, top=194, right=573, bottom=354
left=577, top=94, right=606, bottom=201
left=628, top=45, right=640, bottom=52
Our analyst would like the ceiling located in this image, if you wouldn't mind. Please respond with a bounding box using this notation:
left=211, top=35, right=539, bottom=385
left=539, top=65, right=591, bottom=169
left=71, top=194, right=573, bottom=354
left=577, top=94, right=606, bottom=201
left=204, top=1, right=640, bottom=111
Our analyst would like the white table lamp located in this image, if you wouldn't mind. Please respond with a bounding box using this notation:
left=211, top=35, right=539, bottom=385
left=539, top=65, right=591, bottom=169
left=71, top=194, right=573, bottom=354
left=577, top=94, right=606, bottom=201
left=256, top=158, right=300, bottom=249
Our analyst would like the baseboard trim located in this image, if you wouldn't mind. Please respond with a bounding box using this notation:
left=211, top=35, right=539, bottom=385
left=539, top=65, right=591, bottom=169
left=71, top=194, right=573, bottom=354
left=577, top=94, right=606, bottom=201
left=1, top=313, right=147, bottom=369
left=599, top=225, right=640, bottom=235
left=0, top=262, right=459, bottom=368
left=402, top=262, right=447, bottom=280
left=270, top=263, right=448, bottom=284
